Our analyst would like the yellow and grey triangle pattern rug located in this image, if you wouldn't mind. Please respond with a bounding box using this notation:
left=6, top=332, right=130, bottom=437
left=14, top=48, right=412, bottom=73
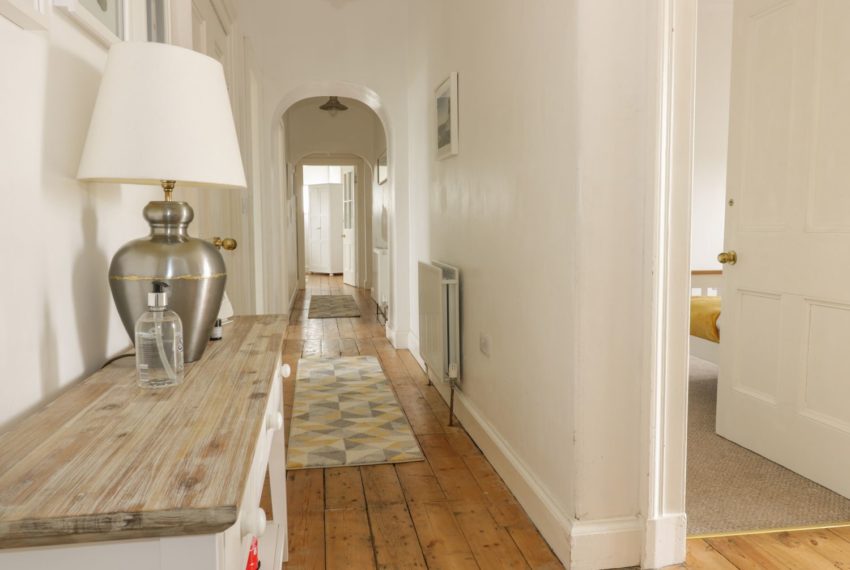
left=307, top=295, right=362, bottom=318
left=287, top=356, right=424, bottom=469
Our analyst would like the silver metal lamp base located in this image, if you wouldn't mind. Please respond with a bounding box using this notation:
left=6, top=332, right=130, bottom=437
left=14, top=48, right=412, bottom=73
left=109, top=200, right=226, bottom=362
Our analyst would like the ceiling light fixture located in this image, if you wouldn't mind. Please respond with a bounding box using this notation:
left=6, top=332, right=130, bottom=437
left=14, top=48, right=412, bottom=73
left=319, top=96, right=348, bottom=116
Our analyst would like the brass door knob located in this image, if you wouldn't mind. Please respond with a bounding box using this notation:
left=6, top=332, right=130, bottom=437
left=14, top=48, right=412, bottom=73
left=212, top=237, right=238, bottom=251
left=717, top=250, right=737, bottom=265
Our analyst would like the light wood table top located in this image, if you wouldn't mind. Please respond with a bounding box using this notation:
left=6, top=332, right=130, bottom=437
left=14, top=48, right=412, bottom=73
left=0, top=315, right=286, bottom=550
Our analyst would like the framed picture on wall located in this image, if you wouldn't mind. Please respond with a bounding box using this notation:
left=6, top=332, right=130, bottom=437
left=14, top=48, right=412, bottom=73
left=435, top=72, right=459, bottom=159
left=54, top=0, right=127, bottom=45
left=377, top=152, right=388, bottom=185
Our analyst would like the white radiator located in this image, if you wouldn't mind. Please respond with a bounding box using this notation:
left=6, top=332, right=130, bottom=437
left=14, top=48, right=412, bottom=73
left=418, top=261, right=460, bottom=384
left=372, top=248, right=389, bottom=315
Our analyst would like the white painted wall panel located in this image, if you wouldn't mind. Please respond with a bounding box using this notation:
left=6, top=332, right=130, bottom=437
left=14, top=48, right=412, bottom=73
left=405, top=0, right=578, bottom=541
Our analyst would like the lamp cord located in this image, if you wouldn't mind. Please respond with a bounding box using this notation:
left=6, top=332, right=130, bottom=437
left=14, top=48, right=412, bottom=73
left=101, top=353, right=136, bottom=368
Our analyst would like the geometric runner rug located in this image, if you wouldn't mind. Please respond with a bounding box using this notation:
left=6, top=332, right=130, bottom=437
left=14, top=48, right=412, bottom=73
left=286, top=356, right=424, bottom=469
left=307, top=295, right=361, bottom=319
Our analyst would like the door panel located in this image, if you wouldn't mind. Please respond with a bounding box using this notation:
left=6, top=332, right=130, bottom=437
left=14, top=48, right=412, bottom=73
left=807, top=0, right=850, bottom=231
left=719, top=0, right=850, bottom=496
left=342, top=170, right=356, bottom=286
left=738, top=2, right=794, bottom=231
left=803, top=301, right=850, bottom=428
left=306, top=184, right=343, bottom=275
left=308, top=186, right=328, bottom=273
left=191, top=0, right=252, bottom=313
left=731, top=291, right=782, bottom=404
left=329, top=184, right=343, bottom=275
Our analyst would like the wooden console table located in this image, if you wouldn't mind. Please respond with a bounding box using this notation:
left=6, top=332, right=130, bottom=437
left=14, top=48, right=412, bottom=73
left=0, top=315, right=288, bottom=570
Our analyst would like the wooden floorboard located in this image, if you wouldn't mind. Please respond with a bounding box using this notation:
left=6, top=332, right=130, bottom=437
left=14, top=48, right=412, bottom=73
left=271, top=275, right=850, bottom=569
left=660, top=528, right=850, bottom=569
left=270, top=275, right=562, bottom=569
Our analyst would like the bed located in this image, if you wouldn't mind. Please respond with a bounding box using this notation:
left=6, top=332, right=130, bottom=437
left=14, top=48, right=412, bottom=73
left=690, top=271, right=722, bottom=365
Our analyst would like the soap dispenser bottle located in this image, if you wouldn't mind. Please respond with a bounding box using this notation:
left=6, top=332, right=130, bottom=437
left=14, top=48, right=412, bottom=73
left=135, top=281, right=184, bottom=388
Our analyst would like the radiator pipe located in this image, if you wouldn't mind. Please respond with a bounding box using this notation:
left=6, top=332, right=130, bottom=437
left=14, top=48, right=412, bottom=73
left=449, top=381, right=455, bottom=427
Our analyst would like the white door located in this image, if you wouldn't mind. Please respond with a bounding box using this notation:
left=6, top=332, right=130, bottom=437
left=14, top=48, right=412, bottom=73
left=717, top=0, right=850, bottom=497
left=307, top=185, right=327, bottom=273
left=191, top=0, right=253, bottom=313
left=306, top=184, right=343, bottom=275
left=342, top=170, right=356, bottom=286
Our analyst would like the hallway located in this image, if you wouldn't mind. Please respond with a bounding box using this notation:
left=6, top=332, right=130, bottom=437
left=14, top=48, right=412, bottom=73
left=278, top=275, right=564, bottom=569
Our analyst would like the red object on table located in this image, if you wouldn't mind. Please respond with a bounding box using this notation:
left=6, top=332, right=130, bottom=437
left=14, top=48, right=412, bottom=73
left=246, top=537, right=259, bottom=570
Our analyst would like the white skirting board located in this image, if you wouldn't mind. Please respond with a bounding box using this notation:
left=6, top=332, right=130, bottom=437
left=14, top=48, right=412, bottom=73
left=419, top=360, right=654, bottom=569
left=288, top=284, right=300, bottom=315
left=386, top=325, right=410, bottom=349
left=569, top=517, right=643, bottom=570
left=406, top=331, right=422, bottom=366
left=643, top=513, right=688, bottom=569
left=449, top=387, right=573, bottom=564
left=417, top=381, right=639, bottom=568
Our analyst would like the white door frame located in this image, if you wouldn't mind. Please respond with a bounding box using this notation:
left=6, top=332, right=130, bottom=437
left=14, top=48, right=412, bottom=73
left=295, top=155, right=370, bottom=290
left=643, top=0, right=697, bottom=567
left=342, top=169, right=357, bottom=286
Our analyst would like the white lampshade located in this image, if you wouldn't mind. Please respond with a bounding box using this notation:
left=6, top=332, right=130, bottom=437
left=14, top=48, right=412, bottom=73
left=77, top=42, right=246, bottom=189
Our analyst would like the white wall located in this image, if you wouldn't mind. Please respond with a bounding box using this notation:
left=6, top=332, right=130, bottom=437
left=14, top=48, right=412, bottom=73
left=405, top=0, right=578, bottom=562
left=691, top=0, right=733, bottom=270
left=405, top=1, right=671, bottom=567
left=0, top=0, right=280, bottom=429
left=572, top=0, right=655, bottom=556
left=0, top=10, right=163, bottom=427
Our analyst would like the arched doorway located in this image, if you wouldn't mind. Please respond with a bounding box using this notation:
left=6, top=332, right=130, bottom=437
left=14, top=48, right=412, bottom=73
left=262, top=82, right=407, bottom=346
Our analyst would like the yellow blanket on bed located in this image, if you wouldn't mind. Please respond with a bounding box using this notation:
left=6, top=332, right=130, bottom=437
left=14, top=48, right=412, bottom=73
left=690, top=296, right=721, bottom=343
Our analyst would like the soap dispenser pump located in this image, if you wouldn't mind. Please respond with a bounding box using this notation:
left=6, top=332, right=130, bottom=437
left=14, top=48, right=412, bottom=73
left=135, top=281, right=184, bottom=388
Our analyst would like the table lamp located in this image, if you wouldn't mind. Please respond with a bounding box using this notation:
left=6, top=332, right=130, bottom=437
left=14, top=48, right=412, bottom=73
left=77, top=42, right=247, bottom=362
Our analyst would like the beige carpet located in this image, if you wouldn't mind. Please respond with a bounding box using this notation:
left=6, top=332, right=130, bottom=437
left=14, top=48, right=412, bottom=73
left=287, top=356, right=424, bottom=470
left=687, top=356, right=850, bottom=535
left=308, top=295, right=361, bottom=318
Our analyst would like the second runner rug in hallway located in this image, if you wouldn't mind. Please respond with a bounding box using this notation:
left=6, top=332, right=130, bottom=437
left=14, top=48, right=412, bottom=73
left=307, top=294, right=361, bottom=318
left=287, top=356, right=424, bottom=469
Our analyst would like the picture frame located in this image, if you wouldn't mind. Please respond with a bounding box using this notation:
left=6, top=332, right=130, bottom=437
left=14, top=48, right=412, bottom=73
left=377, top=152, right=388, bottom=185
left=0, top=0, right=48, bottom=29
left=435, top=72, right=459, bottom=159
left=54, top=0, right=127, bottom=46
